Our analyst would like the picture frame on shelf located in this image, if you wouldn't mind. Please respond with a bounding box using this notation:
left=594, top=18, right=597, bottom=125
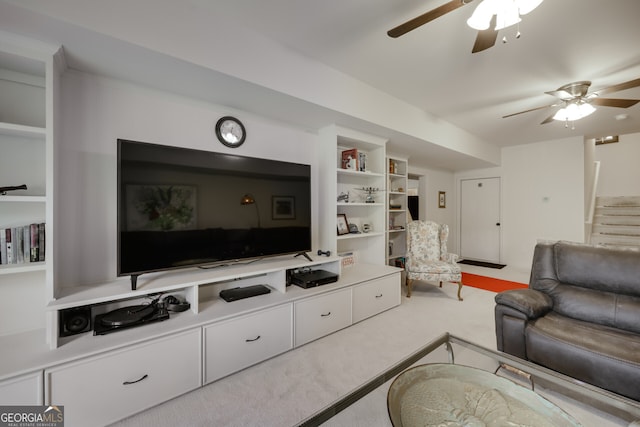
left=341, top=149, right=358, bottom=170
left=337, top=214, right=350, bottom=235
left=438, top=191, right=446, bottom=209
left=358, top=152, right=367, bottom=172
left=272, top=196, right=295, bottom=220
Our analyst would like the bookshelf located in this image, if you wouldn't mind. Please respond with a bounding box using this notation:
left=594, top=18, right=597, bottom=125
left=0, top=34, right=64, bottom=344
left=386, top=157, right=408, bottom=268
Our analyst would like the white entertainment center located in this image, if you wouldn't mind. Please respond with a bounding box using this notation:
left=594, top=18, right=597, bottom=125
left=0, top=33, right=403, bottom=426
left=1, top=254, right=399, bottom=426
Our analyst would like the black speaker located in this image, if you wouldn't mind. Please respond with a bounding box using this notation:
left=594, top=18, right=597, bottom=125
left=59, top=306, right=92, bottom=337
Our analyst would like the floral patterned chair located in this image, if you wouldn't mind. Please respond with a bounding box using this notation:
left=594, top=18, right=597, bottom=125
left=405, top=220, right=463, bottom=300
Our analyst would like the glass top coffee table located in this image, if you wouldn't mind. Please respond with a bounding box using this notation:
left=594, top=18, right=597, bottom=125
left=298, top=333, right=640, bottom=427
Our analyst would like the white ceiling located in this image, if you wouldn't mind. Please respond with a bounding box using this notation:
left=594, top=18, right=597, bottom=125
left=207, top=0, right=640, bottom=145
left=3, top=0, right=640, bottom=170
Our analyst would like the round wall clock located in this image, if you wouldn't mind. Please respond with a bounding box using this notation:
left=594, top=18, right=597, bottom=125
left=215, top=116, right=246, bottom=148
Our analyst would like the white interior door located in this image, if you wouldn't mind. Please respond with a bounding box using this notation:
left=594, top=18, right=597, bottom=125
left=460, top=177, right=501, bottom=263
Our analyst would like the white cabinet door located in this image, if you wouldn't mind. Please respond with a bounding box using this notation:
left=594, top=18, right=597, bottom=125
left=0, top=371, right=43, bottom=405
left=352, top=273, right=401, bottom=323
left=45, top=329, right=201, bottom=427
left=204, top=304, right=293, bottom=384
left=294, top=288, right=352, bottom=346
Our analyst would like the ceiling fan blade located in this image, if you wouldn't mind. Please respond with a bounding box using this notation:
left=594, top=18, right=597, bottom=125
left=594, top=78, right=640, bottom=96
left=387, top=0, right=473, bottom=38
left=540, top=113, right=557, bottom=124
left=471, top=16, right=498, bottom=53
left=502, top=103, right=559, bottom=119
left=589, top=98, right=640, bottom=108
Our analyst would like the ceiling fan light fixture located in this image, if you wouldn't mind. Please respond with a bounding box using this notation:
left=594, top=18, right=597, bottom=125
left=467, top=0, right=541, bottom=31
left=495, top=3, right=521, bottom=30
left=553, top=102, right=596, bottom=122
left=466, top=0, right=494, bottom=30
left=515, top=0, right=544, bottom=15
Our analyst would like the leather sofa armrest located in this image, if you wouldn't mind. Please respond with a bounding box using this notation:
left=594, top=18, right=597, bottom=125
left=495, top=289, right=552, bottom=319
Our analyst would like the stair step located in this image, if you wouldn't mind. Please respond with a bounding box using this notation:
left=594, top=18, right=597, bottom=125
left=591, top=197, right=640, bottom=250
left=597, top=195, right=640, bottom=207
left=592, top=224, right=640, bottom=235
left=593, top=214, right=640, bottom=225
left=590, top=233, right=640, bottom=247
left=594, top=206, right=640, bottom=216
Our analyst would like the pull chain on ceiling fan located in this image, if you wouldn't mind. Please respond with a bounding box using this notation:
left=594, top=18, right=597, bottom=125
left=503, top=78, right=640, bottom=126
left=387, top=0, right=544, bottom=53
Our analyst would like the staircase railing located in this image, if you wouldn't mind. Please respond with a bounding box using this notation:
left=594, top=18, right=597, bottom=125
left=585, top=161, right=601, bottom=243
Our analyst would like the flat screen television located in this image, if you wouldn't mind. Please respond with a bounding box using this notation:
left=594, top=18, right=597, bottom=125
left=117, top=139, right=312, bottom=289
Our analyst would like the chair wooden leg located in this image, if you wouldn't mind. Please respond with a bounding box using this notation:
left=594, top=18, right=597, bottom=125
left=439, top=281, right=443, bottom=288
left=456, top=281, right=463, bottom=301
left=406, top=278, right=413, bottom=298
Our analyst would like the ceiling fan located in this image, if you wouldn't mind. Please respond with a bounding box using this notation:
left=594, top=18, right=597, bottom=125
left=387, top=0, right=543, bottom=53
left=503, top=78, right=640, bottom=125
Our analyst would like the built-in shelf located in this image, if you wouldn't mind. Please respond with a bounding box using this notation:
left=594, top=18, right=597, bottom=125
left=0, top=195, right=46, bottom=203
left=386, top=157, right=408, bottom=266
left=336, top=168, right=385, bottom=178
left=332, top=127, right=388, bottom=265
left=0, top=122, right=46, bottom=138
left=0, top=262, right=46, bottom=276
left=337, top=231, right=385, bottom=240
left=47, top=255, right=340, bottom=311
left=337, top=202, right=384, bottom=207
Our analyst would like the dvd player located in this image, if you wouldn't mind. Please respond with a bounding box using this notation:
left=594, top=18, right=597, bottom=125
left=290, top=269, right=339, bottom=289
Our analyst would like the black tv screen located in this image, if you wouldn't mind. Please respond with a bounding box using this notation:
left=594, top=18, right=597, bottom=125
left=117, top=139, right=312, bottom=278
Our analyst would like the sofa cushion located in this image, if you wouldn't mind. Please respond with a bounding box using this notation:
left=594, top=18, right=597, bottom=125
left=530, top=241, right=640, bottom=334
left=549, top=283, right=640, bottom=334
left=526, top=312, right=640, bottom=401
left=554, top=241, right=640, bottom=295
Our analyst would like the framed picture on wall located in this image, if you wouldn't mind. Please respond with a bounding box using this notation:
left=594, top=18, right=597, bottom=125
left=438, top=191, right=446, bottom=208
left=337, top=214, right=350, bottom=235
left=272, top=196, right=295, bottom=220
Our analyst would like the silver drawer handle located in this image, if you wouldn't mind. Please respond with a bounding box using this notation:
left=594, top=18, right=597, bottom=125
left=375, top=294, right=383, bottom=298
left=123, top=374, right=148, bottom=385
left=246, top=335, right=261, bottom=342
left=321, top=312, right=331, bottom=317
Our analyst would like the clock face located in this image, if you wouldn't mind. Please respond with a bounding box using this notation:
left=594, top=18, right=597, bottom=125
left=215, top=116, right=246, bottom=147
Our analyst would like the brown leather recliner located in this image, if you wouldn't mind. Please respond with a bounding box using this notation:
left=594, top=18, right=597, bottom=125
left=495, top=241, right=640, bottom=401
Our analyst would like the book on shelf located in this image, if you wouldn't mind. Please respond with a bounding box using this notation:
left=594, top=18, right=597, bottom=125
left=1, top=229, right=8, bottom=264
left=38, top=222, right=45, bottom=262
left=0, top=223, right=45, bottom=265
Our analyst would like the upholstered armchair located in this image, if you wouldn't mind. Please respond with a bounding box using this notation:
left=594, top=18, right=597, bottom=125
left=405, top=220, right=463, bottom=301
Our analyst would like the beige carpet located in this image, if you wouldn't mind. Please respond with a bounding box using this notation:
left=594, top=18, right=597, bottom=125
left=111, top=266, right=626, bottom=427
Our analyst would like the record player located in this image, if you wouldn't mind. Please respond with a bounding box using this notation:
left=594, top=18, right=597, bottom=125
left=94, top=299, right=169, bottom=335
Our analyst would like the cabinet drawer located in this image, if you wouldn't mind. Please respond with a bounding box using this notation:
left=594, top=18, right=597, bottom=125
left=353, top=273, right=401, bottom=323
left=295, top=288, right=352, bottom=346
left=0, top=371, right=43, bottom=405
left=204, top=304, right=293, bottom=384
left=45, top=329, right=201, bottom=427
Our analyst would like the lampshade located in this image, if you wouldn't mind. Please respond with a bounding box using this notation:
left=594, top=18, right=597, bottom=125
left=467, top=0, right=543, bottom=31
left=553, top=102, right=596, bottom=122
left=240, top=194, right=255, bottom=205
